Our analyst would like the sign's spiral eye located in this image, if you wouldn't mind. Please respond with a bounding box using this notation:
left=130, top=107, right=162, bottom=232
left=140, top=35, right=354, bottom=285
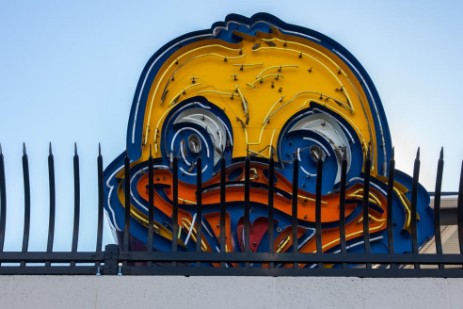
left=277, top=107, right=362, bottom=194
left=161, top=99, right=234, bottom=183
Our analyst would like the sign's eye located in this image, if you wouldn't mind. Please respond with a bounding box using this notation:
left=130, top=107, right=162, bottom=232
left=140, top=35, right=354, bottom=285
left=277, top=108, right=362, bottom=194
left=161, top=99, right=233, bottom=183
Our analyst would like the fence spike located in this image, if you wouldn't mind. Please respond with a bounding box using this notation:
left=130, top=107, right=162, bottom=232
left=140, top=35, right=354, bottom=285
left=410, top=147, right=421, bottom=269
left=434, top=147, right=444, bottom=263
left=96, top=143, right=104, bottom=253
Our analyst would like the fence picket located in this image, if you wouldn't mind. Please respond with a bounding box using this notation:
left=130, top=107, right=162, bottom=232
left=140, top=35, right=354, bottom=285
left=21, top=144, right=31, bottom=267
left=0, top=145, right=6, bottom=253
left=71, top=144, right=80, bottom=266
left=363, top=147, right=372, bottom=269
left=411, top=148, right=421, bottom=269
left=434, top=148, right=444, bottom=269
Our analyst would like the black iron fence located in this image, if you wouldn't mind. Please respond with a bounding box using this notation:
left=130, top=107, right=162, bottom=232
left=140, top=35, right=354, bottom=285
left=0, top=144, right=462, bottom=277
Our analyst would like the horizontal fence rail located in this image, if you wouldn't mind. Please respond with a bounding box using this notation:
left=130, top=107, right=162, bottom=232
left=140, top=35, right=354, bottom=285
left=0, top=144, right=462, bottom=277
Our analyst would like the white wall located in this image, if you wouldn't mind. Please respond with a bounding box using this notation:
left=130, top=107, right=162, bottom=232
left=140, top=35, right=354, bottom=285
left=0, top=276, right=462, bottom=309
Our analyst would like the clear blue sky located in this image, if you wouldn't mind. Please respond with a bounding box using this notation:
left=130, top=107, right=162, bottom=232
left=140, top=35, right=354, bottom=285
left=1, top=0, right=462, bottom=250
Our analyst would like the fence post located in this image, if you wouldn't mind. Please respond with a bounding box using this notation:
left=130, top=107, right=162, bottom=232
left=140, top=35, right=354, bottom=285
left=103, top=244, right=120, bottom=275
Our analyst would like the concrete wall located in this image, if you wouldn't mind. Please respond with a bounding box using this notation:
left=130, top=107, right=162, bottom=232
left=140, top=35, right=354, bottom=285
left=0, top=276, right=462, bottom=309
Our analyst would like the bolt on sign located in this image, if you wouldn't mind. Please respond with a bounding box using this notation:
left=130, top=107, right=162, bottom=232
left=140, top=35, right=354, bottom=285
left=104, top=13, right=434, bottom=264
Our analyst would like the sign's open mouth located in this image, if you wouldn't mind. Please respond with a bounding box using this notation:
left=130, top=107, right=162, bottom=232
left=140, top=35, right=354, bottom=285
left=131, top=159, right=388, bottom=254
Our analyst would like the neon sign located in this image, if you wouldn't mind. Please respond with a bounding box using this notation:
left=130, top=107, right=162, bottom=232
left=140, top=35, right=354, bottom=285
left=104, top=13, right=434, bottom=262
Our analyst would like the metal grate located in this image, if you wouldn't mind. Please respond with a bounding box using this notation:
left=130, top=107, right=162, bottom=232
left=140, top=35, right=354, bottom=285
left=0, top=144, right=462, bottom=277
